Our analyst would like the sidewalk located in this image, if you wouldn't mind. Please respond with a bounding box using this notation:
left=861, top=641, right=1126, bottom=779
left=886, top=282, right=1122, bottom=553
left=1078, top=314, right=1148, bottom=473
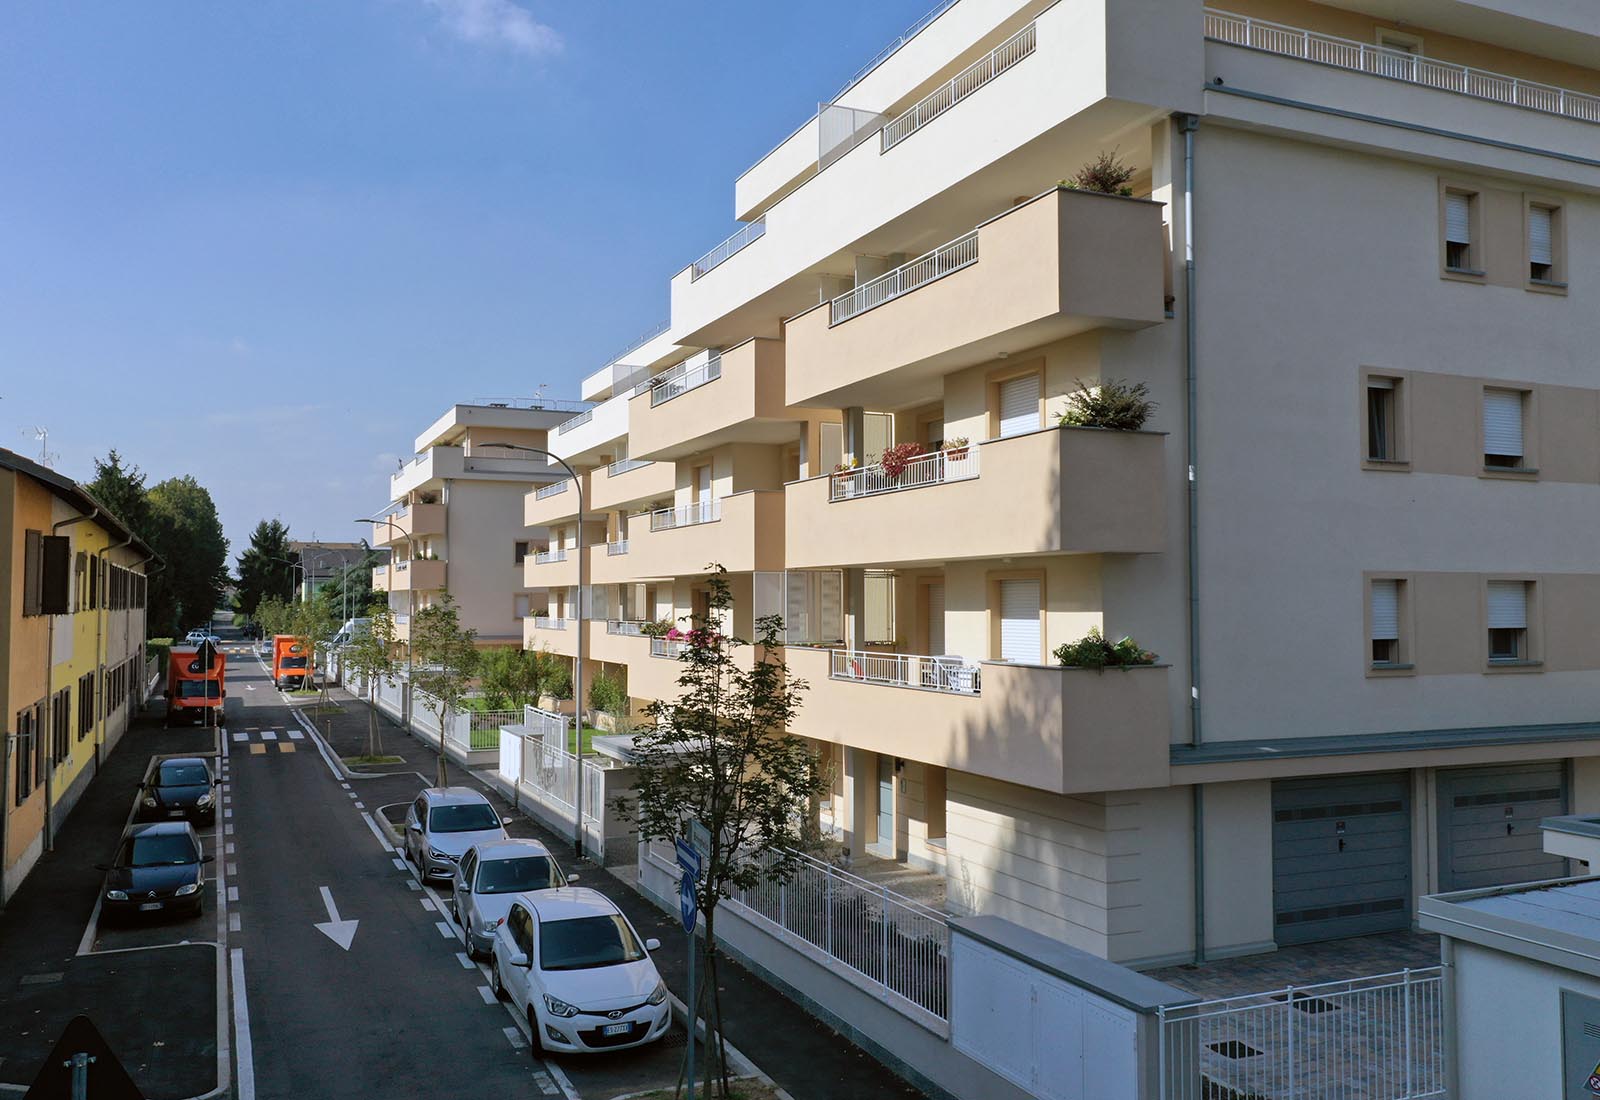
left=311, top=680, right=929, bottom=1100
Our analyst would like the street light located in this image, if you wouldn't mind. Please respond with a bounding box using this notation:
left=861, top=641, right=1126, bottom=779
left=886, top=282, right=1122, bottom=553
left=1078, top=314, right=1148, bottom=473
left=357, top=517, right=416, bottom=733
left=482, top=441, right=587, bottom=863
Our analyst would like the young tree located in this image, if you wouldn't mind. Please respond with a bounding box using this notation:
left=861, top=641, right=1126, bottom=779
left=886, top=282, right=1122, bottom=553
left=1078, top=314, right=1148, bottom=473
left=409, top=590, right=479, bottom=787
left=290, top=590, right=338, bottom=699
left=342, top=602, right=398, bottom=758
left=254, top=596, right=291, bottom=641
left=479, top=646, right=545, bottom=710
left=625, top=567, right=827, bottom=1100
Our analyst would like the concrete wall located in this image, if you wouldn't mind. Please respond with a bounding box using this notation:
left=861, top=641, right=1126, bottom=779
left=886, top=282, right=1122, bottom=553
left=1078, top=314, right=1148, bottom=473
left=445, top=479, right=538, bottom=644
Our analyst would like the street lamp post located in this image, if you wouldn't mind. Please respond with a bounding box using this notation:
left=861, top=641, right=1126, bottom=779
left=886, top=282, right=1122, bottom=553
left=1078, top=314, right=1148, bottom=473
left=482, top=441, right=587, bottom=863
left=359, top=518, right=416, bottom=731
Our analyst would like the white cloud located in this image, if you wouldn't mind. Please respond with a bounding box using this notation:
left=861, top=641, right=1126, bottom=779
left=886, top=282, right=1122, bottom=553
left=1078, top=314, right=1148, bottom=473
left=423, top=0, right=562, bottom=59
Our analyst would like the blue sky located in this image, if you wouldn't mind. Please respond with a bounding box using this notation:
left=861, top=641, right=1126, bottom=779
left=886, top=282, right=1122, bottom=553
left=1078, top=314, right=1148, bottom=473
left=0, top=0, right=932, bottom=559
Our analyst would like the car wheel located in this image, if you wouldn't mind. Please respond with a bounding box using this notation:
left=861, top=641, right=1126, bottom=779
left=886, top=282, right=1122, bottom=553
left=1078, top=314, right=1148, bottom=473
left=528, top=1005, right=545, bottom=1055
left=489, top=955, right=504, bottom=999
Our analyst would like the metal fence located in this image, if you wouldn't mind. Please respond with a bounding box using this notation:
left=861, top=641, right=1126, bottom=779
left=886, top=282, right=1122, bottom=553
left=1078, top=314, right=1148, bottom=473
left=606, top=539, right=630, bottom=556
left=519, top=738, right=603, bottom=822
left=555, top=409, right=593, bottom=435
left=1204, top=8, right=1600, bottom=124
left=532, top=616, right=566, bottom=630
left=648, top=353, right=722, bottom=406
left=831, top=230, right=978, bottom=325
left=1158, top=968, right=1446, bottom=1100
left=650, top=637, right=688, bottom=659
left=650, top=498, right=720, bottom=531
left=533, top=548, right=567, bottom=564
left=467, top=708, right=522, bottom=750
left=830, top=649, right=981, bottom=696
left=607, top=455, right=653, bottom=478
left=691, top=216, right=766, bottom=281
left=880, top=23, right=1037, bottom=152
left=830, top=446, right=979, bottom=501
left=606, top=620, right=647, bottom=637
left=534, top=480, right=569, bottom=500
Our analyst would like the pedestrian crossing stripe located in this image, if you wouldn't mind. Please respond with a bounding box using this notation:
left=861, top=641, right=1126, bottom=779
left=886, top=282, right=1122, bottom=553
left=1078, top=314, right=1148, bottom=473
left=249, top=745, right=266, bottom=755
left=261, top=730, right=277, bottom=740
left=287, top=730, right=304, bottom=740
left=279, top=743, right=295, bottom=753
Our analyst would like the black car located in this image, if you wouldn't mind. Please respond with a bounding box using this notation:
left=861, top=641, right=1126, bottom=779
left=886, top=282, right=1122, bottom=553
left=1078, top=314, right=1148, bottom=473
left=100, top=822, right=209, bottom=920
left=139, top=757, right=218, bottom=823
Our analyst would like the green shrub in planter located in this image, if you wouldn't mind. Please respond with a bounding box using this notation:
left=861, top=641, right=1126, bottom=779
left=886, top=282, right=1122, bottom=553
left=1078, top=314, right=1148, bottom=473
left=1057, top=378, right=1156, bottom=431
left=1053, top=627, right=1157, bottom=669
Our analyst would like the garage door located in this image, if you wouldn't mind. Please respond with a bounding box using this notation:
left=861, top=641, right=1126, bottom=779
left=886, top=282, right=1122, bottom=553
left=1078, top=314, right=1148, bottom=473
left=1272, top=773, right=1411, bottom=946
left=1437, top=763, right=1569, bottom=892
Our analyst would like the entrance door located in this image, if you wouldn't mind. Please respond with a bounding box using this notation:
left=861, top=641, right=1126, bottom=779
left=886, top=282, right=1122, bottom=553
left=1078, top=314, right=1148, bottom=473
left=1272, top=773, right=1412, bottom=945
left=1437, top=763, right=1568, bottom=891
left=877, top=756, right=895, bottom=852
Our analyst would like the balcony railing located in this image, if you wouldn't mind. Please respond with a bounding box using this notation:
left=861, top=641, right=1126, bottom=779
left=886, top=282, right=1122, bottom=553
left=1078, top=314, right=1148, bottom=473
left=607, top=455, right=654, bottom=478
left=606, top=620, right=648, bottom=637
left=534, top=480, right=569, bottom=500
left=532, top=616, right=566, bottom=630
left=473, top=397, right=592, bottom=413
left=606, top=539, right=630, bottom=556
left=833, top=0, right=959, bottom=101
left=691, top=216, right=766, bottom=281
left=533, top=548, right=568, bottom=565
left=880, top=23, right=1037, bottom=152
left=830, top=447, right=979, bottom=502
left=831, top=231, right=978, bottom=325
left=648, top=353, right=722, bottom=406
left=650, top=637, right=689, bottom=659
left=1204, top=8, right=1600, bottom=124
left=556, top=409, right=593, bottom=435
left=649, top=498, right=721, bottom=532
left=829, top=649, right=982, bottom=696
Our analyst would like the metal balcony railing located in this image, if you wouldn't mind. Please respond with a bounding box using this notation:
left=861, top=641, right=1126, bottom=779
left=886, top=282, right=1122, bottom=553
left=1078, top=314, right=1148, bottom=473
left=532, top=548, right=568, bottom=565
left=534, top=480, right=569, bottom=500
left=830, top=446, right=980, bottom=502
left=649, top=498, right=721, bottom=532
left=833, top=0, right=959, bottom=101
left=606, top=620, right=647, bottom=637
left=880, top=23, right=1037, bottom=152
left=607, top=456, right=653, bottom=478
left=556, top=409, right=593, bottom=435
left=606, top=540, right=629, bottom=556
left=831, top=231, right=978, bottom=325
left=1204, top=8, right=1600, bottom=124
left=532, top=616, right=566, bottom=630
left=830, top=649, right=982, bottom=696
left=691, top=216, right=766, bottom=281
left=650, top=637, right=689, bottom=659
left=648, top=353, right=722, bottom=407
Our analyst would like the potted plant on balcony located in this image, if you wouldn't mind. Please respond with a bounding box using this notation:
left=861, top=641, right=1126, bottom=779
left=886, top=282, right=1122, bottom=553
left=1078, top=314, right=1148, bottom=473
left=879, top=441, right=926, bottom=481
left=1057, top=378, right=1156, bottom=431
left=1053, top=627, right=1157, bottom=670
left=641, top=618, right=675, bottom=639
left=944, top=435, right=971, bottom=461
left=1060, top=149, right=1136, bottom=196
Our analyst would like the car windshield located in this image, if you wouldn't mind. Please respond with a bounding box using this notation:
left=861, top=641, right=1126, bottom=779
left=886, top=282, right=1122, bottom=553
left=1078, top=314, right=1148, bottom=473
left=159, top=763, right=210, bottom=786
left=280, top=656, right=308, bottom=669
left=122, top=834, right=199, bottom=867
left=475, top=855, right=559, bottom=894
left=428, top=803, right=501, bottom=834
left=538, top=914, right=646, bottom=971
left=177, top=681, right=222, bottom=699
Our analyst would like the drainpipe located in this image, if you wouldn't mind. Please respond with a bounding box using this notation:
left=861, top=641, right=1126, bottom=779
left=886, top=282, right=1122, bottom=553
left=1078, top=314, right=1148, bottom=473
left=45, top=508, right=99, bottom=853
left=1177, top=112, right=1206, bottom=964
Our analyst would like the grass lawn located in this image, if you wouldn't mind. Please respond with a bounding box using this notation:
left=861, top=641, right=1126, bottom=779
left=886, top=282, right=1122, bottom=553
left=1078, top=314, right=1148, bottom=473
left=621, top=1081, right=779, bottom=1100
left=570, top=728, right=604, bottom=754
left=343, top=754, right=406, bottom=766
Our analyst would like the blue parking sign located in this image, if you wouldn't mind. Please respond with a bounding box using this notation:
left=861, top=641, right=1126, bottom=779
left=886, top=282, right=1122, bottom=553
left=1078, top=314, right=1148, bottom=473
left=679, top=872, right=697, bottom=934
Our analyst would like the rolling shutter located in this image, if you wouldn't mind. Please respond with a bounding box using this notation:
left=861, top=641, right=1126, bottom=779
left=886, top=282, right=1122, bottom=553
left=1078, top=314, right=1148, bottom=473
left=928, top=583, right=946, bottom=656
left=1487, top=581, right=1527, bottom=629
left=998, top=579, right=1040, bottom=663
left=864, top=571, right=895, bottom=644
left=863, top=412, right=894, bottom=465
left=1482, top=391, right=1523, bottom=458
left=1445, top=193, right=1471, bottom=244
left=998, top=376, right=1039, bottom=439
left=1529, top=207, right=1553, bottom=267
left=1371, top=580, right=1399, bottom=641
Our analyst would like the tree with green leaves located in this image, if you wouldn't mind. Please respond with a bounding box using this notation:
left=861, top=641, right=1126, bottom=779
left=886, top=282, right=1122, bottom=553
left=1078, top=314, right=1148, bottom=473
left=409, top=590, right=480, bottom=787
left=235, top=519, right=297, bottom=619
left=479, top=646, right=547, bottom=711
left=289, top=590, right=338, bottom=699
left=318, top=549, right=382, bottom=623
left=254, top=596, right=292, bottom=641
left=343, top=602, right=398, bottom=758
left=87, top=450, right=152, bottom=538
left=147, top=475, right=229, bottom=633
left=624, top=566, right=827, bottom=1100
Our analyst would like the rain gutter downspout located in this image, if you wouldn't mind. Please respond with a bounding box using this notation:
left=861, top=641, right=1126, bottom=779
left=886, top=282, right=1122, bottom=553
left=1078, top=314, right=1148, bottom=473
left=1178, top=112, right=1205, bottom=964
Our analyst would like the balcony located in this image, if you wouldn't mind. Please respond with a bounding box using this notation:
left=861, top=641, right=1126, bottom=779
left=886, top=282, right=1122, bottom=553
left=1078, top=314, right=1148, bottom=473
left=629, top=340, right=799, bottom=461
left=591, top=456, right=674, bottom=514
left=548, top=389, right=629, bottom=465
left=523, top=548, right=580, bottom=588
left=374, top=503, right=445, bottom=545
left=524, top=616, right=575, bottom=657
left=786, top=426, right=1165, bottom=569
left=785, top=187, right=1165, bottom=409
left=391, top=445, right=562, bottom=499
left=524, top=475, right=586, bottom=527
left=785, top=646, right=1171, bottom=795
left=628, top=490, right=785, bottom=579
left=387, top=558, right=447, bottom=592
left=372, top=565, right=390, bottom=592
left=691, top=217, right=766, bottom=281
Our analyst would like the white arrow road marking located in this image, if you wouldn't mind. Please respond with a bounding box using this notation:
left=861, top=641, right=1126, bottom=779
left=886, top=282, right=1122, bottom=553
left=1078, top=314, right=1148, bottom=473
left=313, top=886, right=359, bottom=951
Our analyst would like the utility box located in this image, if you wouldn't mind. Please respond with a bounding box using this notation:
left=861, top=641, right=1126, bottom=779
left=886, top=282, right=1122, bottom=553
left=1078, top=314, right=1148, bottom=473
left=1561, top=990, right=1600, bottom=1096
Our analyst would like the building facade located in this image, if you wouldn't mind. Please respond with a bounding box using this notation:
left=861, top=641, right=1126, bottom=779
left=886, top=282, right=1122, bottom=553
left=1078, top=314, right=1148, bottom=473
left=1, top=447, right=154, bottom=903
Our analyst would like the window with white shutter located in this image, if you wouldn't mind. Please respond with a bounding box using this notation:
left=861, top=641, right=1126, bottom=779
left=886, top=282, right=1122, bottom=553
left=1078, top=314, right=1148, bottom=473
left=1366, top=376, right=1403, bottom=463
left=863, top=571, right=896, bottom=644
left=1370, top=578, right=1401, bottom=665
left=1482, top=389, right=1525, bottom=469
left=927, top=582, right=946, bottom=656
left=998, top=579, right=1041, bottom=663
left=1487, top=580, right=1530, bottom=663
left=1529, top=206, right=1555, bottom=282
left=1444, top=191, right=1474, bottom=271
left=997, top=375, right=1039, bottom=439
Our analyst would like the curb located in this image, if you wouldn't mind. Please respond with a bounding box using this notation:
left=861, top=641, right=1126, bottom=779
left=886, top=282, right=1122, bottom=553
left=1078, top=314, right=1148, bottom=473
left=663, top=994, right=795, bottom=1100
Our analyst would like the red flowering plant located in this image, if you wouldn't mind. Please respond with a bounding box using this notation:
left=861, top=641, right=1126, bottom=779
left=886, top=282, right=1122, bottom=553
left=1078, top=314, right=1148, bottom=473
left=878, top=442, right=926, bottom=480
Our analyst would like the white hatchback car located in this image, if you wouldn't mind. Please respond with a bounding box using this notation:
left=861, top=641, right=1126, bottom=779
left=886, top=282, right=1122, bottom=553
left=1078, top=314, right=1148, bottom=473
left=450, top=838, right=572, bottom=960
left=490, top=887, right=670, bottom=1054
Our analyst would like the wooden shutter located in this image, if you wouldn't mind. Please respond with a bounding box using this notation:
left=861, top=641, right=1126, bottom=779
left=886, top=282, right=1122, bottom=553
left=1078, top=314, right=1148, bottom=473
left=1529, top=207, right=1553, bottom=267
left=1483, top=390, right=1524, bottom=457
left=1445, top=193, right=1471, bottom=244
left=999, top=579, right=1041, bottom=662
left=998, top=376, right=1038, bottom=438
left=41, top=536, right=70, bottom=615
left=1371, top=580, right=1400, bottom=641
left=1487, top=581, right=1528, bottom=629
left=22, top=531, right=42, bottom=616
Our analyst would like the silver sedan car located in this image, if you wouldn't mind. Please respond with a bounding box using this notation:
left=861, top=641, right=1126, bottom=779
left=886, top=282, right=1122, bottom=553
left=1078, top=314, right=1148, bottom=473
left=402, top=787, right=508, bottom=881
left=450, top=838, right=573, bottom=959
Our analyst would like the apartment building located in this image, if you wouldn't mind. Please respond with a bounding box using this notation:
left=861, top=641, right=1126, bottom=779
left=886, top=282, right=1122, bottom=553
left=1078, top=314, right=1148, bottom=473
left=370, top=403, right=580, bottom=648
left=522, top=0, right=1600, bottom=967
left=1, top=447, right=154, bottom=903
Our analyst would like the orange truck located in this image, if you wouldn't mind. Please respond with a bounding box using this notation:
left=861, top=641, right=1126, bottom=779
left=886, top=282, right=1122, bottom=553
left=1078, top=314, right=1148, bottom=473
left=273, top=634, right=311, bottom=690
left=166, top=643, right=226, bottom=727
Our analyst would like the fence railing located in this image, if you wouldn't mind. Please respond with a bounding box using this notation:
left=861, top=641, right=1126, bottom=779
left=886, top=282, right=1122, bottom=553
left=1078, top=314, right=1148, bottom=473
left=830, top=446, right=979, bottom=501
left=833, top=0, right=959, bottom=100
left=519, top=738, right=603, bottom=822
left=650, top=498, right=720, bottom=531
left=520, top=705, right=569, bottom=745
left=691, top=216, right=766, bottom=281
left=830, top=649, right=981, bottom=696
left=831, top=231, right=978, bottom=325
left=648, top=353, right=722, bottom=406
left=606, top=539, right=630, bottom=556
left=532, top=616, right=566, bottom=630
left=555, top=409, right=594, bottom=435
left=467, top=707, right=523, bottom=744
left=607, top=455, right=653, bottom=478
left=532, top=548, right=568, bottom=565
left=606, top=620, right=647, bottom=636
left=650, top=637, right=688, bottom=659
left=1158, top=967, right=1445, bottom=1100
left=1204, top=8, right=1600, bottom=124
left=534, top=480, right=569, bottom=500
left=880, top=23, right=1037, bottom=152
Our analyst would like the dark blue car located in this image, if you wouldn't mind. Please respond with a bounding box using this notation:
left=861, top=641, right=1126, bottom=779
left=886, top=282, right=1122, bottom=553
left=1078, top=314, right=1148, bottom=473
left=139, top=757, right=217, bottom=823
left=100, top=822, right=209, bottom=920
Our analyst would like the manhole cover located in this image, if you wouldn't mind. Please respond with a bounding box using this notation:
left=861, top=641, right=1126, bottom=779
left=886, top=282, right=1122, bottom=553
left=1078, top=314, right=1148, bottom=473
left=20, top=973, right=64, bottom=986
left=1206, top=1039, right=1261, bottom=1059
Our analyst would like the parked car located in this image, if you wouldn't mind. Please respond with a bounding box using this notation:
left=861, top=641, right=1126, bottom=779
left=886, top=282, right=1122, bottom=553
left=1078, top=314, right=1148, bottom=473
left=451, top=838, right=572, bottom=960
left=489, top=887, right=669, bottom=1054
left=183, top=630, right=207, bottom=645
left=138, top=757, right=218, bottom=823
left=402, top=787, right=508, bottom=881
left=99, top=822, right=209, bottom=921
left=255, top=639, right=272, bottom=659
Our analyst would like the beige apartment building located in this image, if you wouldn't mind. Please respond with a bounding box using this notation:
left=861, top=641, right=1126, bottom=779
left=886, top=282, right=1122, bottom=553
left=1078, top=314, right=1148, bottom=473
left=520, top=0, right=1600, bottom=967
left=370, top=403, right=579, bottom=647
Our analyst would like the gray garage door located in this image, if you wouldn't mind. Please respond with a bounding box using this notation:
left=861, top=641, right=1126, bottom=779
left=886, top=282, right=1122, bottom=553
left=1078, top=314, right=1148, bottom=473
left=1272, top=773, right=1412, bottom=945
left=1437, top=763, right=1569, bottom=892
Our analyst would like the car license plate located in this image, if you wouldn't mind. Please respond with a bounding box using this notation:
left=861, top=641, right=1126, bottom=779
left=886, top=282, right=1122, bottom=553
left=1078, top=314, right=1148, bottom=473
left=139, top=902, right=162, bottom=911
left=168, top=810, right=184, bottom=817
left=601, top=1023, right=630, bottom=1036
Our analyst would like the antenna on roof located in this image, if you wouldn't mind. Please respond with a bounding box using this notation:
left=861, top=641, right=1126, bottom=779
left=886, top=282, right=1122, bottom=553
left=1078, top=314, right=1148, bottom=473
left=530, top=384, right=549, bottom=410
left=25, top=426, right=58, bottom=467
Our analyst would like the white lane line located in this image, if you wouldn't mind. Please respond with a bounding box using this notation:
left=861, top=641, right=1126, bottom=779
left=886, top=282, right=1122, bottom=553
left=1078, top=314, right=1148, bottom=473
left=339, top=782, right=351, bottom=790
left=225, top=824, right=235, bottom=836
left=455, top=952, right=474, bottom=969
left=226, top=843, right=235, bottom=855
left=360, top=812, right=395, bottom=853
left=228, top=886, right=239, bottom=903
left=260, top=730, right=277, bottom=741
left=287, top=729, right=303, bottom=740
left=405, top=881, right=420, bottom=892
left=477, top=986, right=496, bottom=1005
left=503, top=1027, right=527, bottom=1051
left=391, top=858, right=406, bottom=871
left=544, top=1060, right=578, bottom=1100
left=231, top=732, right=247, bottom=743
left=230, top=948, right=257, bottom=1100
left=420, top=897, right=436, bottom=912
left=354, top=801, right=365, bottom=810
left=434, top=921, right=454, bottom=939
left=345, top=791, right=357, bottom=799
left=224, top=809, right=233, bottom=819
left=229, top=912, right=242, bottom=933
left=227, top=863, right=238, bottom=876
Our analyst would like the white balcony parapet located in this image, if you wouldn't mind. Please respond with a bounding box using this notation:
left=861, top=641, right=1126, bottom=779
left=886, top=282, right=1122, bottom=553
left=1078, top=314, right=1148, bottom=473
left=830, top=446, right=979, bottom=502
left=650, top=498, right=721, bottom=532
left=556, top=409, right=593, bottom=435
left=606, top=539, right=630, bottom=556
left=606, top=620, right=647, bottom=636
left=880, top=23, right=1037, bottom=152
left=833, top=0, right=959, bottom=101
left=648, top=352, right=722, bottom=406
left=650, top=637, right=689, bottom=659
left=472, top=397, right=592, bottom=414
left=533, top=548, right=568, bottom=565
left=532, top=616, right=566, bottom=630
left=607, top=455, right=653, bottom=478
left=831, top=230, right=978, bottom=325
left=691, top=216, right=766, bottom=281
left=830, top=648, right=982, bottom=696
left=1204, top=8, right=1600, bottom=124
left=534, top=480, right=570, bottom=500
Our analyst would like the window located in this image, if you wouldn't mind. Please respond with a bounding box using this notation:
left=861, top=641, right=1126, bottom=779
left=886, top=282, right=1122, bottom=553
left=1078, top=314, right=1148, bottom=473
left=1370, top=579, right=1403, bottom=666
left=1366, top=376, right=1403, bottom=462
left=1444, top=190, right=1476, bottom=273
left=514, top=540, right=529, bottom=565
left=1487, top=580, right=1530, bottom=663
left=14, top=706, right=34, bottom=803
left=1482, top=389, right=1526, bottom=469
left=78, top=672, right=95, bottom=740
left=997, top=375, right=1040, bottom=439
left=51, top=688, right=70, bottom=765
left=998, top=578, right=1042, bottom=662
left=863, top=571, right=896, bottom=644
left=1529, top=204, right=1559, bottom=284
